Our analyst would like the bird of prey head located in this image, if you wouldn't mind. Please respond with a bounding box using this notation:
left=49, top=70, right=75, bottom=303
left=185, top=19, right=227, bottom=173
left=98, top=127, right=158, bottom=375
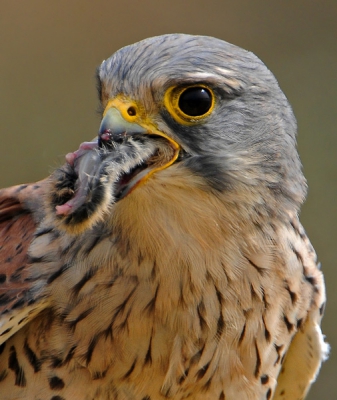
left=51, top=34, right=306, bottom=233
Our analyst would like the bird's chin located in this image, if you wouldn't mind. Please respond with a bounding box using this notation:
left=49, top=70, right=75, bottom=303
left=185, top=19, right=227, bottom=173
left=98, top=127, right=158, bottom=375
left=49, top=136, right=179, bottom=229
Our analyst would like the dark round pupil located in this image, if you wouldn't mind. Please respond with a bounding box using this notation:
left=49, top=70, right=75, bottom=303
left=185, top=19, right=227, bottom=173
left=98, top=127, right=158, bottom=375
left=178, top=87, right=212, bottom=117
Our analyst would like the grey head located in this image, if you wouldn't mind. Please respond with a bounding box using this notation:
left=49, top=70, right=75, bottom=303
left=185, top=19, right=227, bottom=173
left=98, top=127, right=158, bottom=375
left=97, top=34, right=306, bottom=213
left=53, top=34, right=307, bottom=230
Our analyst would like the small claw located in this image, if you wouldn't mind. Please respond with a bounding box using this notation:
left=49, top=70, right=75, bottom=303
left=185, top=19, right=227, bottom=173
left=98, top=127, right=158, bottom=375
left=55, top=203, right=73, bottom=215
left=79, top=141, right=99, bottom=151
left=65, top=152, right=76, bottom=165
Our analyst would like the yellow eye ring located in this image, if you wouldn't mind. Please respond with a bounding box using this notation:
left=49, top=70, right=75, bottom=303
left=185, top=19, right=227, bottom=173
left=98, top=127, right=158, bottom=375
left=164, top=84, right=215, bottom=125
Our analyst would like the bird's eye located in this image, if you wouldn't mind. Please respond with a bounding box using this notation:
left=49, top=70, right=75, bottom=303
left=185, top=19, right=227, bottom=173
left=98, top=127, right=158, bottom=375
left=164, top=84, right=215, bottom=125
left=178, top=87, right=213, bottom=117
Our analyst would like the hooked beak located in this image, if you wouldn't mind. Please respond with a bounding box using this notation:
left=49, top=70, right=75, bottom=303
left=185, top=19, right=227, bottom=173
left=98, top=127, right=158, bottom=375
left=97, top=101, right=180, bottom=191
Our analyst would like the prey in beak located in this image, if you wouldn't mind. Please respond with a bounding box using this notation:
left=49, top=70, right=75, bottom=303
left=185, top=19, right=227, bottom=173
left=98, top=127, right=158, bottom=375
left=49, top=97, right=180, bottom=232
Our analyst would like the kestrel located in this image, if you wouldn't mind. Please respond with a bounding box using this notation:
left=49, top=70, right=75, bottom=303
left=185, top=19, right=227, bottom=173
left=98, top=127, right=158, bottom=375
left=0, top=34, right=328, bottom=400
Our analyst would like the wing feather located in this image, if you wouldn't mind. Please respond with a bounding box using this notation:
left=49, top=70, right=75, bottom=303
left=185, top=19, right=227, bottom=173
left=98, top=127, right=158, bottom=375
left=0, top=181, right=49, bottom=343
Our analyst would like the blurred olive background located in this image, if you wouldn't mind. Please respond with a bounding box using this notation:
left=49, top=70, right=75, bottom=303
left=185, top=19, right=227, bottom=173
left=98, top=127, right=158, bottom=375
left=0, top=1, right=336, bottom=398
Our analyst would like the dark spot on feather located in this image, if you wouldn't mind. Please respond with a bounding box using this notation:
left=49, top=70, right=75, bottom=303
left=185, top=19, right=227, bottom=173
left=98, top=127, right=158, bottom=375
left=162, top=385, right=172, bottom=398
left=250, top=285, right=259, bottom=301
left=197, top=301, right=207, bottom=332
left=297, top=318, right=304, bottom=329
left=238, top=323, right=246, bottom=344
left=92, top=369, right=108, bottom=380
left=263, top=317, right=271, bottom=342
left=28, top=255, right=53, bottom=264
left=60, top=238, right=76, bottom=256
left=290, top=243, right=304, bottom=264
left=49, top=376, right=65, bottom=390
left=196, top=361, right=210, bottom=380
left=151, top=260, right=157, bottom=280
left=84, top=235, right=106, bottom=256
left=179, top=368, right=189, bottom=384
left=190, top=345, right=205, bottom=365
left=0, top=342, right=6, bottom=355
left=284, top=281, right=297, bottom=304
left=261, top=287, right=269, bottom=309
left=8, top=346, right=26, bottom=387
left=12, top=298, right=25, bottom=309
left=10, top=266, right=25, bottom=282
left=269, top=222, right=277, bottom=232
left=111, top=285, right=137, bottom=322
left=254, top=341, right=261, bottom=378
left=215, top=286, right=224, bottom=304
left=320, top=302, right=326, bottom=316
left=86, top=335, right=99, bottom=365
left=0, top=327, right=12, bottom=336
left=18, top=316, right=28, bottom=325
left=123, top=358, right=137, bottom=379
left=0, top=293, right=11, bottom=306
left=68, top=308, right=94, bottom=331
left=283, top=315, right=294, bottom=332
left=51, top=345, right=76, bottom=369
left=304, top=274, right=316, bottom=286
left=51, top=357, right=63, bottom=368
left=216, top=312, right=225, bottom=338
left=50, top=396, right=65, bottom=400
left=246, top=257, right=265, bottom=275
left=0, top=369, right=8, bottom=382
left=27, top=297, right=38, bottom=306
left=144, top=285, right=159, bottom=314
left=15, top=185, right=28, bottom=193
left=219, top=391, right=225, bottom=400
left=47, top=264, right=69, bottom=284
left=266, top=388, right=272, bottom=399
left=144, top=336, right=152, bottom=365
left=274, top=344, right=284, bottom=365
left=261, top=374, right=269, bottom=384
left=202, top=374, right=213, bottom=391
left=0, top=274, right=6, bottom=284
left=138, top=251, right=144, bottom=265
left=24, top=340, right=41, bottom=372
left=72, top=267, right=98, bottom=297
